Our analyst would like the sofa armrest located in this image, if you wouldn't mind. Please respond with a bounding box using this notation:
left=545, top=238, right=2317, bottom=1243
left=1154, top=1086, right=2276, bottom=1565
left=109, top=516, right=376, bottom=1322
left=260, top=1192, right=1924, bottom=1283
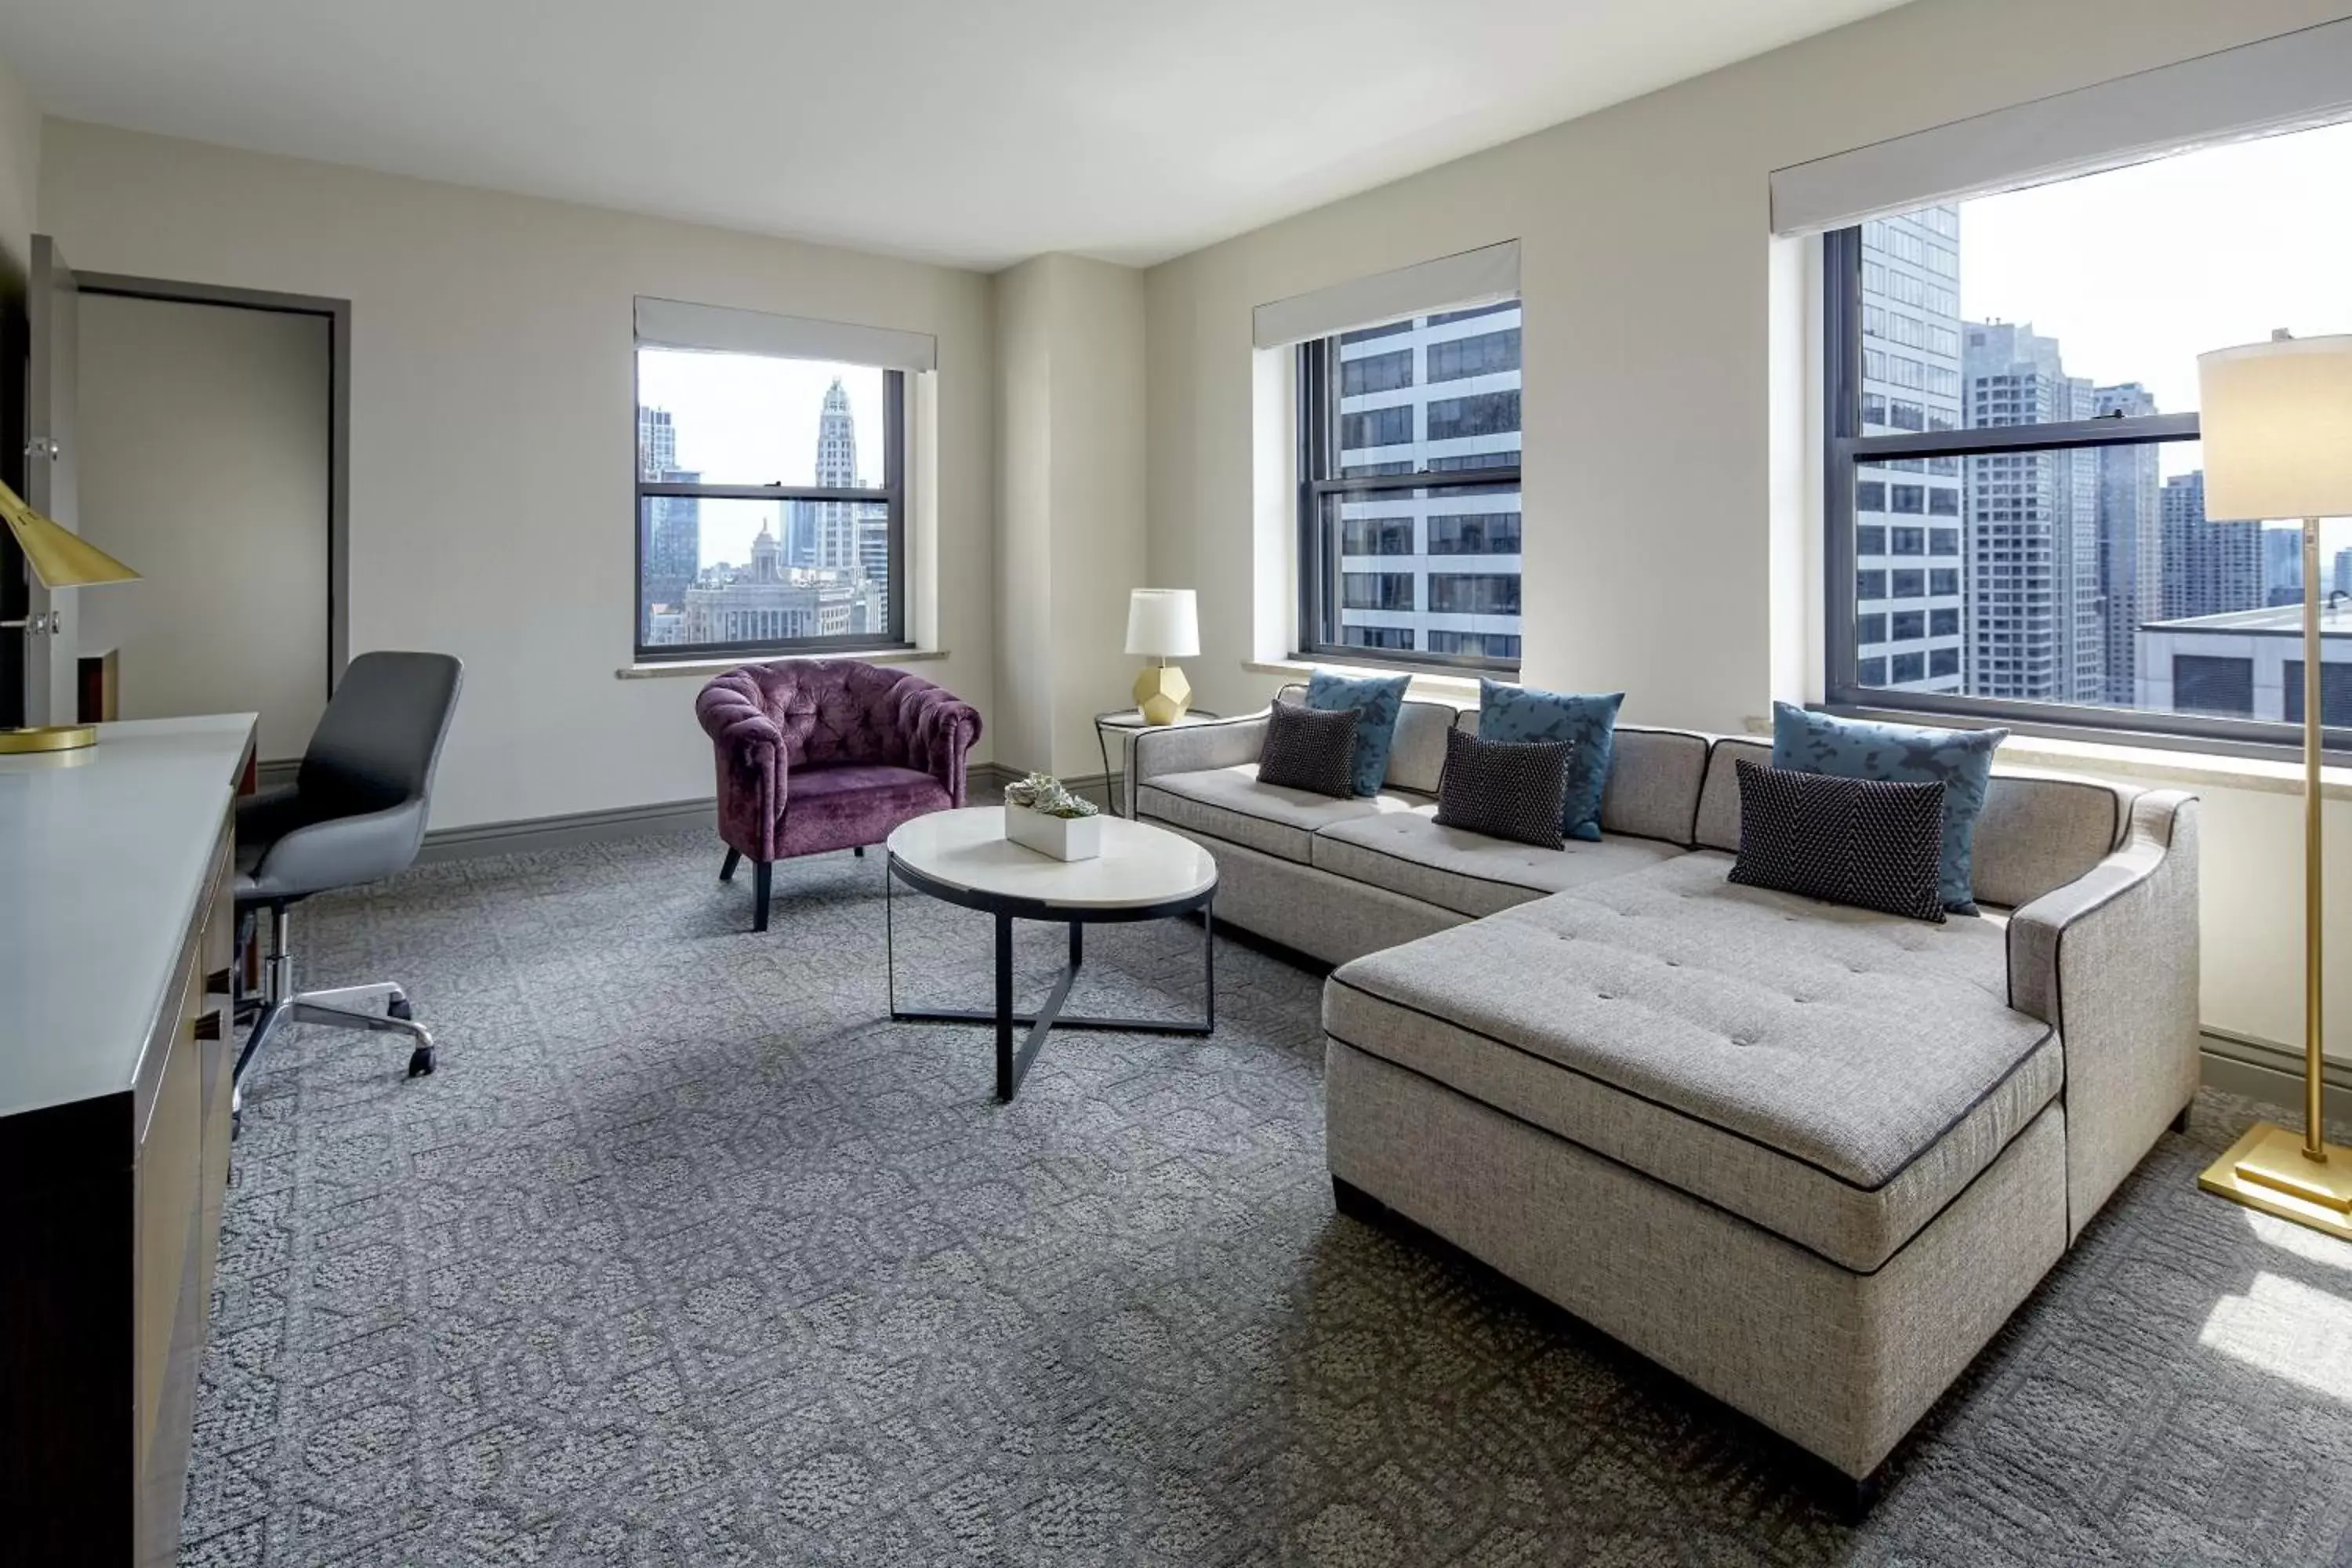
left=1126, top=712, right=1269, bottom=818
left=696, top=672, right=787, bottom=860
left=2005, top=788, right=2199, bottom=1240
left=902, top=688, right=983, bottom=806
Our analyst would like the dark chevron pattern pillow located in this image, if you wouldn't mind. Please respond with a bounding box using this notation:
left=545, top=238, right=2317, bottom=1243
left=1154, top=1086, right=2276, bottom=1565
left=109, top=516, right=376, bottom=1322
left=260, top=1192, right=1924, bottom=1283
left=1727, top=759, right=1947, bottom=924
left=1434, top=727, right=1573, bottom=850
left=1256, top=700, right=1361, bottom=799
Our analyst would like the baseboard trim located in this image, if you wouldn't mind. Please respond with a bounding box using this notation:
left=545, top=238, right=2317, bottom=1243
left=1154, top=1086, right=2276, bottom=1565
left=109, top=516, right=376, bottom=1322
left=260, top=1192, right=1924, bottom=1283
left=256, top=757, right=300, bottom=789
left=418, top=797, right=715, bottom=862
left=2199, top=1028, right=2350, bottom=1123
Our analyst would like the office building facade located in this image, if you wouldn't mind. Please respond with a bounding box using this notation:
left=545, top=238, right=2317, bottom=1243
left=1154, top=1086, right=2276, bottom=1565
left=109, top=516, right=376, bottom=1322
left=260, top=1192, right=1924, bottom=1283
left=1853, top=207, right=1966, bottom=693
left=2092, top=383, right=2161, bottom=706
left=2158, top=471, right=2262, bottom=622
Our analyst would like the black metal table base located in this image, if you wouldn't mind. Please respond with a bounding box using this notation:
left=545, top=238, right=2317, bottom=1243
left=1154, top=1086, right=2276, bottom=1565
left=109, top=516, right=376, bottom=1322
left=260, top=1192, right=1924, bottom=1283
left=887, top=863, right=1216, bottom=1102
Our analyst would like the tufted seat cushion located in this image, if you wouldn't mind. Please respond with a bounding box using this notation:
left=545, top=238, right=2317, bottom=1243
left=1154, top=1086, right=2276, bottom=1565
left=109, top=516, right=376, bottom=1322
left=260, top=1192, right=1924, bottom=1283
left=1323, top=851, right=2058, bottom=1272
left=1136, top=764, right=1425, bottom=863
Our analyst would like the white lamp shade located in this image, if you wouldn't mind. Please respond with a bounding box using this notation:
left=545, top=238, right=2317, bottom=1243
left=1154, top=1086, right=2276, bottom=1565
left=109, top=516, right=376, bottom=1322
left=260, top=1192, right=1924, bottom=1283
left=1125, top=588, right=1200, bottom=658
left=2197, top=334, right=2352, bottom=521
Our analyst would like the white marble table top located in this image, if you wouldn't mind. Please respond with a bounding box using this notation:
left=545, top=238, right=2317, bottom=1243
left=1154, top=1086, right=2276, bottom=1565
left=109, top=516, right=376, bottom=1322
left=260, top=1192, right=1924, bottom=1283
left=887, top=807, right=1217, bottom=910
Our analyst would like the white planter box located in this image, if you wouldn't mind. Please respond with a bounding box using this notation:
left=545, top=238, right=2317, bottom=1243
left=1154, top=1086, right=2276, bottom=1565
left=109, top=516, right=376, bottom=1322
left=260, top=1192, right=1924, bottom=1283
left=1004, top=801, right=1102, bottom=862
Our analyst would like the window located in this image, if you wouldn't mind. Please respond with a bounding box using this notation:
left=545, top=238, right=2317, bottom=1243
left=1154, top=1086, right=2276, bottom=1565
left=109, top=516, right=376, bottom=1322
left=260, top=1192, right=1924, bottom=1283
left=1427, top=630, right=1521, bottom=657
left=1425, top=390, right=1520, bottom=442
left=634, top=347, right=903, bottom=659
left=1425, top=329, right=1520, bottom=383
left=1341, top=572, right=1415, bottom=611
left=1341, top=405, right=1414, bottom=448
left=1298, top=300, right=1523, bottom=671
left=1828, top=122, right=2352, bottom=753
left=1428, top=574, right=1521, bottom=615
left=1342, top=517, right=1415, bottom=555
left=1426, top=513, right=1521, bottom=554
left=1341, top=350, right=1414, bottom=396
left=1891, top=611, right=1926, bottom=641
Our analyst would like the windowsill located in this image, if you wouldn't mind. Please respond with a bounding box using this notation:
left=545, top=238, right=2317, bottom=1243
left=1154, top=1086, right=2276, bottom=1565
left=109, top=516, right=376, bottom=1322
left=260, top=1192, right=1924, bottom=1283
left=1755, top=710, right=2352, bottom=802
left=1244, top=657, right=1482, bottom=706
left=616, top=647, right=948, bottom=680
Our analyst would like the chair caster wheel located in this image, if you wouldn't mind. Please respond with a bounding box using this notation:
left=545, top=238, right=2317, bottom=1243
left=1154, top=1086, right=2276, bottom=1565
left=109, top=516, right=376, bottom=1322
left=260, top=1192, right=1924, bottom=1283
left=407, top=1047, right=434, bottom=1077
left=388, top=996, right=413, bottom=1021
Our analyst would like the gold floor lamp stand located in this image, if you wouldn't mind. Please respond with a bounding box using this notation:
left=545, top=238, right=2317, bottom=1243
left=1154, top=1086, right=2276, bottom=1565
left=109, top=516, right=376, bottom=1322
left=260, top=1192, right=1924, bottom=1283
left=2198, top=510, right=2350, bottom=1243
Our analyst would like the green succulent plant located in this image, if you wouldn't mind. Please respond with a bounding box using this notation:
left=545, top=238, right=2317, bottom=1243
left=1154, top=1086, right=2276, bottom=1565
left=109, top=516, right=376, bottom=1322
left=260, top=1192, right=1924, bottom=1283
left=1004, top=772, right=1099, bottom=819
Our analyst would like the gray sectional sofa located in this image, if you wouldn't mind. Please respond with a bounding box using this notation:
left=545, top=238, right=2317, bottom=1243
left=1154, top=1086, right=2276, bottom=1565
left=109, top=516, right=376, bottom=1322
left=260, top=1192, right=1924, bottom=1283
left=1128, top=688, right=2200, bottom=1493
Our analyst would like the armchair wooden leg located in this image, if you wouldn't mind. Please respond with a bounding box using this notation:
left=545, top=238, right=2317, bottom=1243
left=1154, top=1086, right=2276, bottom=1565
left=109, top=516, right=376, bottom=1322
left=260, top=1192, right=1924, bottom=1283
left=753, top=860, right=773, bottom=932
left=720, top=847, right=742, bottom=883
left=854, top=845, right=866, bottom=858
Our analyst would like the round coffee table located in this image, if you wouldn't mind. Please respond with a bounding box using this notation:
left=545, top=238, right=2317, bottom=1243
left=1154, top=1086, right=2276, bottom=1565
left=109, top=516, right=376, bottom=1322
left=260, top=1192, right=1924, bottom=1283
left=885, top=807, right=1218, bottom=1101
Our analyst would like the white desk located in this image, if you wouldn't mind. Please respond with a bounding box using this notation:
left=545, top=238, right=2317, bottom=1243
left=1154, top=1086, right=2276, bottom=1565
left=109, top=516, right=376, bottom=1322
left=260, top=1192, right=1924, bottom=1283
left=0, top=712, right=255, bottom=1563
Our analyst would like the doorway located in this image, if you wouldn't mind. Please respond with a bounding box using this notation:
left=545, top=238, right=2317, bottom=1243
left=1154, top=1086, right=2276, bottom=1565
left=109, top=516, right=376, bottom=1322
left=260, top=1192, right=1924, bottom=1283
left=72, top=274, right=349, bottom=766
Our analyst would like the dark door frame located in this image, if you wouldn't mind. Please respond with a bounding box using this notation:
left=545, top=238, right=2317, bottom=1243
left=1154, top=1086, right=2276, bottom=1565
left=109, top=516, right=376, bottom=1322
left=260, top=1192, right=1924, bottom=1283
left=70, top=270, right=354, bottom=704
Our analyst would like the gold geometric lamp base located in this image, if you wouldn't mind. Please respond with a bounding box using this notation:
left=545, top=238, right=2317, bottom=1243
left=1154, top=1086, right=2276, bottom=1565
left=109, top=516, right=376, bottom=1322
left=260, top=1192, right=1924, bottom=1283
left=1133, top=662, right=1192, bottom=727
left=0, top=724, right=100, bottom=754
left=2200, top=1123, right=2352, bottom=1244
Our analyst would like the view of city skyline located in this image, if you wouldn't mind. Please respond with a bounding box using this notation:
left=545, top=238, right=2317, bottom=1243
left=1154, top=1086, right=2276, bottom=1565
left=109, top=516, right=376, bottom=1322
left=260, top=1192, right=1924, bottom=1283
left=636, top=350, right=896, bottom=649
left=1853, top=118, right=2351, bottom=725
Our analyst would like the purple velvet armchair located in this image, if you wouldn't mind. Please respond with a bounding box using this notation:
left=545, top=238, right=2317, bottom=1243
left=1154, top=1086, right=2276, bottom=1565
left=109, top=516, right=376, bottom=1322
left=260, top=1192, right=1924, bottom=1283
left=696, top=659, right=982, bottom=931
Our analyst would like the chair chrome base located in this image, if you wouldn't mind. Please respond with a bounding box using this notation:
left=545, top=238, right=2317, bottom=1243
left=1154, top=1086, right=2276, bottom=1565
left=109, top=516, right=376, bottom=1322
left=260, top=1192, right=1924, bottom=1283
left=232, top=909, right=437, bottom=1134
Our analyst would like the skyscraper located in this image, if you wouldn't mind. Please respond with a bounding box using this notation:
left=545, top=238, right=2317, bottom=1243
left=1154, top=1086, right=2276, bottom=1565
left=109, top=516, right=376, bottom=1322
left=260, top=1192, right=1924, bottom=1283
left=1853, top=206, right=1965, bottom=693
left=812, top=379, right=863, bottom=574
left=2092, top=383, right=2161, bottom=705
left=2159, top=471, right=2261, bottom=620
left=2336, top=546, right=2352, bottom=599
left=1962, top=321, right=2102, bottom=702
left=638, top=405, right=675, bottom=479
left=637, top=405, right=699, bottom=642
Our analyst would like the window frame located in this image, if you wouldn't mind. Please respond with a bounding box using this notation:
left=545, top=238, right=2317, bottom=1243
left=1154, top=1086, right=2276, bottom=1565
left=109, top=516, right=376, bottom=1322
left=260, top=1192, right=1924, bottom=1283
left=1820, top=225, right=2351, bottom=759
left=630, top=356, right=910, bottom=664
left=1295, top=332, right=1524, bottom=677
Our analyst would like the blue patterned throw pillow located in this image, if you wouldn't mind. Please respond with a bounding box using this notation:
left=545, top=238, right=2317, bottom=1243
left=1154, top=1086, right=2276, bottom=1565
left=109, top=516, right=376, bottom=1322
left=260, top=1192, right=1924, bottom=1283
left=1769, top=701, right=2007, bottom=914
left=1306, top=671, right=1410, bottom=797
left=1478, top=680, right=1624, bottom=842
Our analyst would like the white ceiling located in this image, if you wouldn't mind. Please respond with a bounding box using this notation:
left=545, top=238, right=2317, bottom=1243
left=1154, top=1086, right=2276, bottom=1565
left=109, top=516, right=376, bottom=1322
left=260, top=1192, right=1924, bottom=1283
left=0, top=0, right=1911, bottom=270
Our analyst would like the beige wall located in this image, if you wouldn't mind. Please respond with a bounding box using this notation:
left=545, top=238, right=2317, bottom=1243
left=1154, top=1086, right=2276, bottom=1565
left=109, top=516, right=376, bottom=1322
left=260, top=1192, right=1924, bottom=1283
left=992, top=252, right=1147, bottom=778
left=77, top=292, right=333, bottom=761
left=1140, top=0, right=2352, bottom=1062
left=38, top=118, right=999, bottom=829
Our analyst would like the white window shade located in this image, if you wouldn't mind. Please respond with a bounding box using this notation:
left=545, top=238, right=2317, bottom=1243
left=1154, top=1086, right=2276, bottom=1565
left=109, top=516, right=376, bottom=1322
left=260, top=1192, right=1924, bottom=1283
left=633, top=296, right=938, bottom=372
left=1251, top=241, right=1519, bottom=350
left=1770, top=17, right=2352, bottom=237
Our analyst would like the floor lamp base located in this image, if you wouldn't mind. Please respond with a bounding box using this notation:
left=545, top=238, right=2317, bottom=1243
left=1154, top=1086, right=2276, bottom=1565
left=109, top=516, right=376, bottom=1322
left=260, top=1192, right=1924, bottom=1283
left=2199, top=1122, right=2352, bottom=1242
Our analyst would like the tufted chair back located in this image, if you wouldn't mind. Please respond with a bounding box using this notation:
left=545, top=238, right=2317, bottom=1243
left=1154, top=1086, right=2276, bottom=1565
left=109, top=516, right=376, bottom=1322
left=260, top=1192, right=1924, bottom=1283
left=740, top=659, right=920, bottom=768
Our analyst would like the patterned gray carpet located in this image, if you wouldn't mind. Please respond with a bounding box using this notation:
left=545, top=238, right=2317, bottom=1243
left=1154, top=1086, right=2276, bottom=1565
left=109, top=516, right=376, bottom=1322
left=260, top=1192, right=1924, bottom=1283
left=187, top=829, right=2352, bottom=1566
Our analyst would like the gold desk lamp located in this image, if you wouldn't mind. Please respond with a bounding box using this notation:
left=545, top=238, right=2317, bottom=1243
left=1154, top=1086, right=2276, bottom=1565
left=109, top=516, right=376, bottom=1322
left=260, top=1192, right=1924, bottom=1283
left=2196, top=330, right=2352, bottom=1240
left=1, top=477, right=140, bottom=753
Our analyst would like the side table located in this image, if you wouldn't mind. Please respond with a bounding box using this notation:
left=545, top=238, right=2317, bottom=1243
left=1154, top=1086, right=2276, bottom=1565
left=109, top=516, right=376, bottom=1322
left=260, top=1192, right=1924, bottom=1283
left=1093, top=708, right=1225, bottom=817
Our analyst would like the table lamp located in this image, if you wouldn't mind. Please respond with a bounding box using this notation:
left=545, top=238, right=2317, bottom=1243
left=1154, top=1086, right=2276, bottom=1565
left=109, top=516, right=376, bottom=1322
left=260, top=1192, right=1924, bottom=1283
left=1, top=477, right=140, bottom=753
left=2195, top=329, right=2352, bottom=1240
left=1125, top=588, right=1199, bottom=725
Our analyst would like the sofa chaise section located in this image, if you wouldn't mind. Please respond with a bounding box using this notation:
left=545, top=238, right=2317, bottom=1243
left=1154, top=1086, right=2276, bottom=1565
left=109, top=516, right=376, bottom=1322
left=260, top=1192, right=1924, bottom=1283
left=1326, top=736, right=2200, bottom=1488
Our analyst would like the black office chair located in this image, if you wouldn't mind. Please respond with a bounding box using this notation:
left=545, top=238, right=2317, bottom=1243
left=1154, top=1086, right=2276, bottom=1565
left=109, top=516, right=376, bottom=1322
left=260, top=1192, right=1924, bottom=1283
left=234, top=651, right=463, bottom=1123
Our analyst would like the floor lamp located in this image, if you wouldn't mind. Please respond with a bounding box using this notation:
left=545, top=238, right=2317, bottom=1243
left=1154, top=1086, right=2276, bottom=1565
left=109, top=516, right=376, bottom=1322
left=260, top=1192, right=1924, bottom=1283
left=2197, top=330, right=2352, bottom=1241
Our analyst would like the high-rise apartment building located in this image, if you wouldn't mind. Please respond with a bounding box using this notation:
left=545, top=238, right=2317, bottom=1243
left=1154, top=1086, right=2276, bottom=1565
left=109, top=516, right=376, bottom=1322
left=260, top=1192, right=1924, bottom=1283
left=2158, top=471, right=2261, bottom=620
left=2091, top=383, right=2161, bottom=705
left=638, top=405, right=675, bottom=478
left=1330, top=302, right=1524, bottom=659
left=2336, top=546, right=2352, bottom=599
left=1853, top=207, right=1965, bottom=692
left=2263, top=527, right=2303, bottom=607
left=1962, top=321, right=2102, bottom=702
